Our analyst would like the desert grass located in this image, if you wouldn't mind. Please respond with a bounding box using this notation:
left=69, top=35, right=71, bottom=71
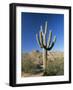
left=21, top=51, right=64, bottom=77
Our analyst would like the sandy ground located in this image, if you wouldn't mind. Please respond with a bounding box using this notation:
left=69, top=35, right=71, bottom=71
left=21, top=72, right=43, bottom=77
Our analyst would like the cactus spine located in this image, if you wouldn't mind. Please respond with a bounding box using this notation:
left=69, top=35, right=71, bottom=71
left=36, top=21, right=56, bottom=75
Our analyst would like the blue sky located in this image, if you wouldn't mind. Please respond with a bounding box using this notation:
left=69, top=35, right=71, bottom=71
left=21, top=12, right=64, bottom=53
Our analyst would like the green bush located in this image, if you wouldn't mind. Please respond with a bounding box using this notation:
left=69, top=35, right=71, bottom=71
left=22, top=60, right=34, bottom=73
left=22, top=59, right=42, bottom=74
left=46, top=64, right=60, bottom=75
left=46, top=58, right=64, bottom=76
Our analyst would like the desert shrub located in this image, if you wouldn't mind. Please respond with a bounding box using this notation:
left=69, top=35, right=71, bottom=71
left=46, top=58, right=64, bottom=76
left=56, top=62, right=64, bottom=75
left=22, top=59, right=35, bottom=73
left=46, top=63, right=60, bottom=75
left=22, top=59, right=42, bottom=74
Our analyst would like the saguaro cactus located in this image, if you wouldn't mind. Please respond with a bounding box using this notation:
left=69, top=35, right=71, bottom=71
left=36, top=21, right=56, bottom=75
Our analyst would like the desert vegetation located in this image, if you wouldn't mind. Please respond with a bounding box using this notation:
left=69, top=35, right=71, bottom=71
left=21, top=51, right=64, bottom=77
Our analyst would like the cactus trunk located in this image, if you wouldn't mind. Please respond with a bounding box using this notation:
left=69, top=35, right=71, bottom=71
left=43, top=49, right=47, bottom=75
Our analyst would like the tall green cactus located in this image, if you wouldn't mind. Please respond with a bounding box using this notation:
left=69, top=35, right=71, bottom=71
left=36, top=21, right=56, bottom=75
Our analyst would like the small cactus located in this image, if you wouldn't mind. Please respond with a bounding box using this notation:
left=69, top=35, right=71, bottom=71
left=36, top=21, right=56, bottom=75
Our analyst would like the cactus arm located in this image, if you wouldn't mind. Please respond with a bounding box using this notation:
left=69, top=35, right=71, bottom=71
left=47, top=36, right=56, bottom=50
left=43, top=21, right=47, bottom=47
left=36, top=34, right=42, bottom=48
left=39, top=29, right=43, bottom=48
left=47, top=31, right=52, bottom=48
left=45, top=21, right=48, bottom=35
left=47, top=42, right=54, bottom=50
left=40, top=25, right=43, bottom=33
left=53, top=36, right=56, bottom=43
left=43, top=33, right=46, bottom=47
